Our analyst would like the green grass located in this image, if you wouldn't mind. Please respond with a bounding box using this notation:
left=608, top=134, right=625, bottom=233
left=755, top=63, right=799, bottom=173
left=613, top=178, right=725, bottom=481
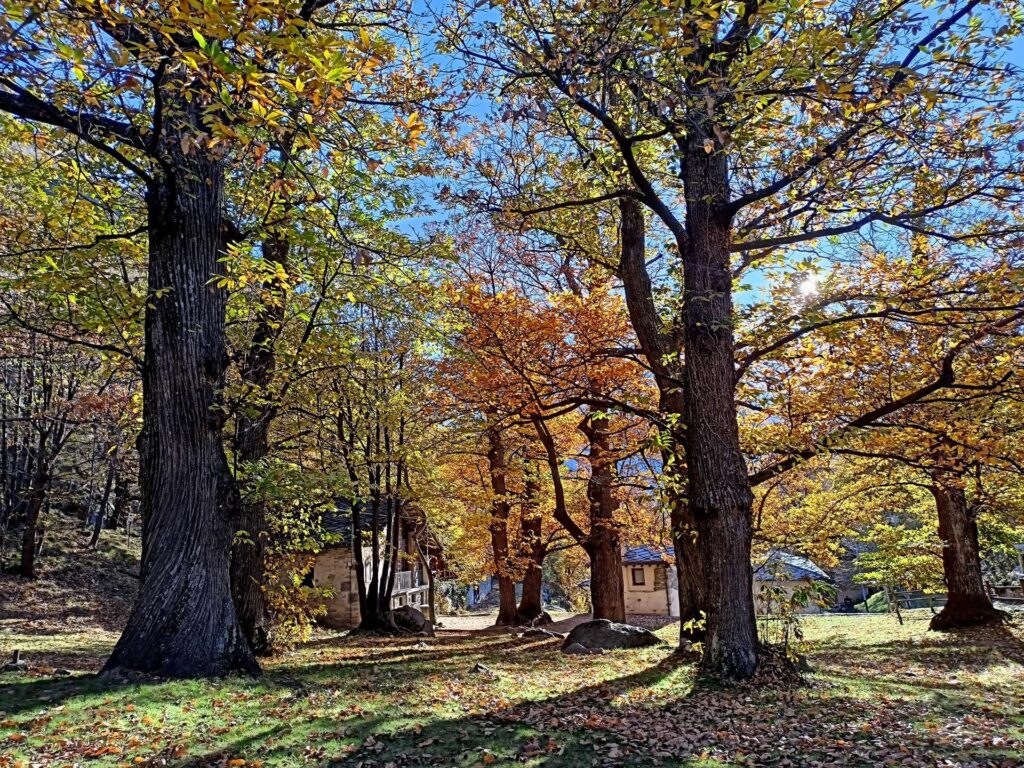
left=855, top=590, right=890, bottom=613
left=1, top=611, right=1022, bottom=767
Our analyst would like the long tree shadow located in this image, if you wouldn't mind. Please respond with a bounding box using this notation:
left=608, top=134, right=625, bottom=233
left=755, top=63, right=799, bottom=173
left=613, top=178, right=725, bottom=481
left=0, top=631, right=554, bottom=718
left=6, top=623, right=1022, bottom=766
left=164, top=642, right=1023, bottom=768
left=170, top=655, right=692, bottom=768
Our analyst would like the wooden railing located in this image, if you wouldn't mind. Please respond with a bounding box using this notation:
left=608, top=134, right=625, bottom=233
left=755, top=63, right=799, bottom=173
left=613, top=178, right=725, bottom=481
left=394, top=569, right=424, bottom=593
left=891, top=590, right=946, bottom=610
left=360, top=566, right=424, bottom=593
left=987, top=582, right=1024, bottom=603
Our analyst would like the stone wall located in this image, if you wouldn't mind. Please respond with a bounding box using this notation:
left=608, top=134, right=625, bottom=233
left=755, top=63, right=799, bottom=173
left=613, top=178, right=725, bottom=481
left=313, top=547, right=361, bottom=628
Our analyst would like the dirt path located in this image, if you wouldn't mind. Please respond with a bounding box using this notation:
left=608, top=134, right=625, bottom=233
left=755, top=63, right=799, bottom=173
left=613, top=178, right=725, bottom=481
left=435, top=611, right=679, bottom=634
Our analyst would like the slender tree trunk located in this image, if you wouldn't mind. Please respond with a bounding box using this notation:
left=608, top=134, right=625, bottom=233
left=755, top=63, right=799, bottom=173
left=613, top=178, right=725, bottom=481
left=673, top=503, right=707, bottom=639
left=618, top=199, right=703, bottom=643
left=229, top=237, right=289, bottom=655
left=664, top=455, right=706, bottom=641
left=929, top=473, right=1004, bottom=630
left=103, top=133, right=258, bottom=678
left=89, top=448, right=117, bottom=548
left=19, top=460, right=48, bottom=579
left=357, top=487, right=389, bottom=631
left=486, top=426, right=519, bottom=625
left=681, top=129, right=758, bottom=681
left=411, top=520, right=436, bottom=622
left=581, top=417, right=625, bottom=622
left=109, top=466, right=128, bottom=529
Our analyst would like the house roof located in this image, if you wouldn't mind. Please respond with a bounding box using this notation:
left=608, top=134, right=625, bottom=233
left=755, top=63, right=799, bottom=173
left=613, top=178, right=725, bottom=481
left=620, top=544, right=830, bottom=583
left=753, top=550, right=831, bottom=583
left=319, top=498, right=403, bottom=546
left=623, top=545, right=675, bottom=565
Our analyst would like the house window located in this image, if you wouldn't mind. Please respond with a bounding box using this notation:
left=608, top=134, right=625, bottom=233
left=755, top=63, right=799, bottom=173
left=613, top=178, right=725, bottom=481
left=631, top=567, right=646, bottom=586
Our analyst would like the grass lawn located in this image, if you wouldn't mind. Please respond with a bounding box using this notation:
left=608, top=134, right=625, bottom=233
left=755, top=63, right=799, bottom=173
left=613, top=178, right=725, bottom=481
left=1, top=610, right=1022, bottom=767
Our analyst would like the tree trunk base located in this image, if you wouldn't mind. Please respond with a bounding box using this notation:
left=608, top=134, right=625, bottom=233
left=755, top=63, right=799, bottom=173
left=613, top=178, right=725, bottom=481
left=929, top=597, right=1007, bottom=631
left=102, top=630, right=259, bottom=680
left=698, top=643, right=758, bottom=683
left=247, top=625, right=274, bottom=657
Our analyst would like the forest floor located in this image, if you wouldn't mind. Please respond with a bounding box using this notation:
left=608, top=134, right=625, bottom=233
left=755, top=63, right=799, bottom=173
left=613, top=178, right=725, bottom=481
left=2, top=536, right=1023, bottom=766
left=2, top=604, right=1023, bottom=767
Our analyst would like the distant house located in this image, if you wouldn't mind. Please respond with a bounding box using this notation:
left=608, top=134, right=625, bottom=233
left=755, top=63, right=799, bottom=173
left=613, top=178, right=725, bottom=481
left=619, top=545, right=833, bottom=616
left=753, top=550, right=833, bottom=614
left=311, top=501, right=434, bottom=628
left=623, top=546, right=680, bottom=617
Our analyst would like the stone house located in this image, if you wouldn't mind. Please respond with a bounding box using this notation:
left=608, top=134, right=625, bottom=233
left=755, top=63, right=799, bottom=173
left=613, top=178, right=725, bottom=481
left=311, top=502, right=433, bottom=628
left=623, top=545, right=680, bottom=617
left=752, top=550, right=833, bottom=614
left=621, top=545, right=833, bottom=616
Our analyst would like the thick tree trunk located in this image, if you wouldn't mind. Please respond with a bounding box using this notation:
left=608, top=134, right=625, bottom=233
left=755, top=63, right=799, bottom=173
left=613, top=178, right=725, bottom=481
left=229, top=237, right=289, bottom=655
left=581, top=417, right=625, bottom=622
left=103, top=137, right=258, bottom=678
left=516, top=476, right=547, bottom=623
left=486, top=426, right=519, bottom=625
left=518, top=559, right=545, bottom=622
left=681, top=134, right=758, bottom=681
left=928, top=474, right=1004, bottom=630
left=586, top=529, right=625, bottom=622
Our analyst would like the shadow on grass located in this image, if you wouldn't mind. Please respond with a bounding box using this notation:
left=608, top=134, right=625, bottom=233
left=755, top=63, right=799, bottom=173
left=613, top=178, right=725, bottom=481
left=0, top=632, right=553, bottom=718
left=5, top=624, right=1022, bottom=767
left=171, top=655, right=691, bottom=768
left=814, top=620, right=1024, bottom=674
left=163, top=645, right=1022, bottom=768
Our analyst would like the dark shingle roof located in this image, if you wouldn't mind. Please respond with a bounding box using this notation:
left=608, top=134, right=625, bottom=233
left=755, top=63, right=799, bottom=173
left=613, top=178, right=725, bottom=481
left=753, top=550, right=831, bottom=582
left=319, top=498, right=400, bottom=546
left=623, top=545, right=675, bottom=565
left=621, top=545, right=831, bottom=583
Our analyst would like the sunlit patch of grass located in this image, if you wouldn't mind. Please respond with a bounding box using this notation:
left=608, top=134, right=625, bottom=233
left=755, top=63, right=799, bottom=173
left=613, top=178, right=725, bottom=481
left=1, top=612, right=1022, bottom=766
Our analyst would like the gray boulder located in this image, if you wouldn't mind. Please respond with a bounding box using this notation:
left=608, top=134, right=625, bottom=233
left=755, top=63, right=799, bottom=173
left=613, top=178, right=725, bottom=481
left=561, top=619, right=662, bottom=651
left=390, top=605, right=434, bottom=636
left=562, top=642, right=590, bottom=655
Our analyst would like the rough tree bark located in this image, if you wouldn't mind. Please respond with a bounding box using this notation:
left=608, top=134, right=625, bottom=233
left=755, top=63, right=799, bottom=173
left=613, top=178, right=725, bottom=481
left=580, top=416, right=625, bottom=622
left=679, top=126, right=758, bottom=681
left=103, top=131, right=258, bottom=678
left=661, top=428, right=706, bottom=641
left=516, top=475, right=547, bottom=623
left=928, top=472, right=1005, bottom=631
left=486, top=426, right=520, bottom=625
left=229, top=236, right=289, bottom=656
